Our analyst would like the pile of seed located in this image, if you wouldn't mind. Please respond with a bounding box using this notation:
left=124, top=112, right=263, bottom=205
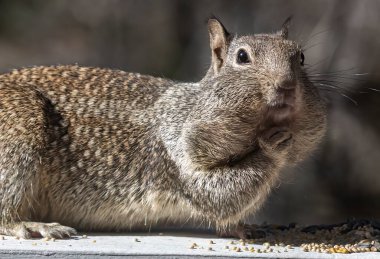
left=245, top=219, right=380, bottom=254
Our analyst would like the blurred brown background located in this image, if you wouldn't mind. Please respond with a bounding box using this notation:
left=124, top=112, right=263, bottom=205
left=0, top=0, right=379, bottom=226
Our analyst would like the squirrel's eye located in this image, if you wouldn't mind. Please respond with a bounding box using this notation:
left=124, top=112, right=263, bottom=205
left=300, top=52, right=305, bottom=66
left=237, top=49, right=250, bottom=64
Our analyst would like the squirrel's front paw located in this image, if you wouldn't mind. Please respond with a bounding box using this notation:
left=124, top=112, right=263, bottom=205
left=259, top=127, right=293, bottom=151
left=0, top=222, right=77, bottom=239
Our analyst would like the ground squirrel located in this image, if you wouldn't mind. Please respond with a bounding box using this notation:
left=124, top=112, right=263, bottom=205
left=0, top=17, right=326, bottom=239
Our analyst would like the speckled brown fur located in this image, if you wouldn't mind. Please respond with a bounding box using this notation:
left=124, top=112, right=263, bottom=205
left=0, top=18, right=326, bottom=239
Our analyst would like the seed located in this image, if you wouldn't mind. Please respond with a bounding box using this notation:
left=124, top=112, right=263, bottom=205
left=338, top=247, right=349, bottom=254
left=209, top=240, right=215, bottom=244
left=51, top=238, right=56, bottom=242
left=92, top=240, right=96, bottom=243
left=257, top=249, right=261, bottom=253
left=232, top=246, right=237, bottom=250
left=236, top=247, right=242, bottom=252
left=224, top=245, right=229, bottom=249
left=0, top=236, right=4, bottom=240
left=370, top=247, right=378, bottom=252
left=32, top=242, right=37, bottom=246
left=241, top=241, right=246, bottom=246
left=134, top=238, right=140, bottom=242
left=82, top=235, right=87, bottom=239
left=244, top=247, right=249, bottom=251
left=189, top=244, right=196, bottom=249
left=42, top=237, right=50, bottom=241
left=158, top=233, right=163, bottom=236
left=228, top=241, right=235, bottom=245
left=208, top=247, right=213, bottom=251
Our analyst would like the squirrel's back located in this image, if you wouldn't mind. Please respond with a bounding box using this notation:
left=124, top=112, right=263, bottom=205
left=0, top=65, right=173, bottom=114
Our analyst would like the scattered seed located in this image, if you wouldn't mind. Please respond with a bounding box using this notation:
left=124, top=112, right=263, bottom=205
left=92, top=240, right=96, bottom=243
left=208, top=247, right=213, bottom=251
left=236, top=220, right=380, bottom=254
left=82, top=235, right=87, bottom=239
left=236, top=247, right=242, bottom=252
left=209, top=240, right=215, bottom=244
left=224, top=245, right=229, bottom=249
left=0, top=236, right=4, bottom=240
left=134, top=238, right=140, bottom=242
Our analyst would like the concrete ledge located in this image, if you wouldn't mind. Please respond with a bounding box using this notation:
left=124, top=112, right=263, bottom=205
left=0, top=232, right=379, bottom=258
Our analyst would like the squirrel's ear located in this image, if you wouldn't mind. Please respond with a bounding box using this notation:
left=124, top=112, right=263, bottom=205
left=278, top=16, right=292, bottom=39
left=208, top=17, right=230, bottom=74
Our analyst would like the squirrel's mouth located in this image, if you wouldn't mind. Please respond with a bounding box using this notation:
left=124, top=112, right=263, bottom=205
left=262, top=85, right=301, bottom=129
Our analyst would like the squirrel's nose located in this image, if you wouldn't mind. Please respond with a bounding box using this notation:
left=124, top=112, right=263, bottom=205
left=274, top=77, right=296, bottom=90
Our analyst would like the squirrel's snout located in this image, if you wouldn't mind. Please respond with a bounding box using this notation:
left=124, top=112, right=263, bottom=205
left=274, top=77, right=297, bottom=90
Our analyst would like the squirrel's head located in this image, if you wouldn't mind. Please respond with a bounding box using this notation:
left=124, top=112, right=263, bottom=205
left=204, top=17, right=304, bottom=122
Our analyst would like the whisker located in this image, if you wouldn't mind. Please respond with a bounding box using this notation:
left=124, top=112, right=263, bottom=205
left=301, top=28, right=332, bottom=47
left=303, top=57, right=331, bottom=70
left=317, top=87, right=358, bottom=106
left=307, top=74, right=367, bottom=81
left=340, top=93, right=358, bottom=106
left=367, top=87, right=380, bottom=92
left=302, top=42, right=324, bottom=52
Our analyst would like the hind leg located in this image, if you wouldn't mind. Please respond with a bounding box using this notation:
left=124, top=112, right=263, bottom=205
left=0, top=87, right=76, bottom=239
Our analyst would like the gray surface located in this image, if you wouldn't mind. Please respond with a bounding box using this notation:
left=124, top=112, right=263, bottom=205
left=0, top=233, right=379, bottom=258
